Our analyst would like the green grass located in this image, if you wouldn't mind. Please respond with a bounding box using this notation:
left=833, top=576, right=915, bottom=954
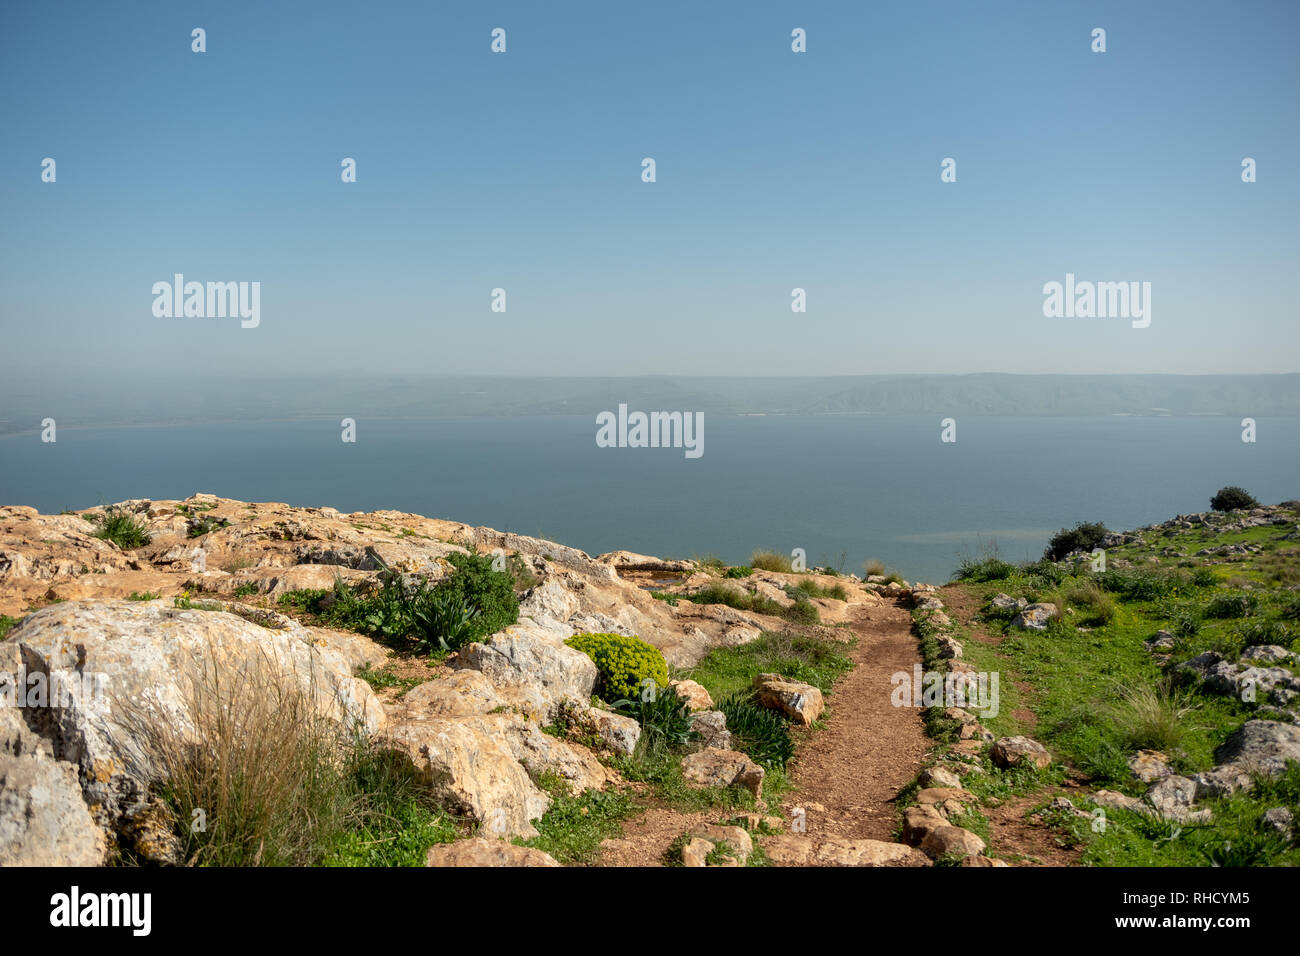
left=127, top=591, right=160, bottom=601
left=791, top=580, right=849, bottom=601
left=514, top=772, right=633, bottom=865
left=686, top=585, right=821, bottom=626
left=935, top=500, right=1300, bottom=866
left=0, top=615, right=18, bottom=639
left=611, top=750, right=778, bottom=814
left=356, top=663, right=425, bottom=697
left=681, top=629, right=853, bottom=702
left=750, top=550, right=793, bottom=573
left=94, top=507, right=151, bottom=550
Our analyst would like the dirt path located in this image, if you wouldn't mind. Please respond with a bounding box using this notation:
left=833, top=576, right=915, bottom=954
left=599, top=597, right=932, bottom=866
left=783, top=599, right=930, bottom=843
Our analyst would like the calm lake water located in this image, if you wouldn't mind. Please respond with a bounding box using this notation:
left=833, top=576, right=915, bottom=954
left=1, top=416, right=1295, bottom=584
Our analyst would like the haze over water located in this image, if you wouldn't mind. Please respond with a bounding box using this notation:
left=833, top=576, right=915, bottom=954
left=2, top=414, right=1294, bottom=584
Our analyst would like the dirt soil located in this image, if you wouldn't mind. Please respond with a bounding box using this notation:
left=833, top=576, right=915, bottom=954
left=784, top=599, right=931, bottom=843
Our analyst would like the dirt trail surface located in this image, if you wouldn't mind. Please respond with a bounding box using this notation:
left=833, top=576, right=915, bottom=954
left=600, top=598, right=930, bottom=866
left=785, top=599, right=930, bottom=844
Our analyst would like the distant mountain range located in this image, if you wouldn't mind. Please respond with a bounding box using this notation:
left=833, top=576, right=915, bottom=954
left=1, top=373, right=1297, bottom=435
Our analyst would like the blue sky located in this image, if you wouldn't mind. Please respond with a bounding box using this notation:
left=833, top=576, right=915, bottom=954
left=1, top=0, right=1297, bottom=377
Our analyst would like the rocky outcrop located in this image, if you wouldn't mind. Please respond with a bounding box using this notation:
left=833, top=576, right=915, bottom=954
left=1, top=599, right=384, bottom=859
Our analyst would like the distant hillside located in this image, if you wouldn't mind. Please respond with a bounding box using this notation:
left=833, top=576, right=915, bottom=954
left=1, top=372, right=1297, bottom=435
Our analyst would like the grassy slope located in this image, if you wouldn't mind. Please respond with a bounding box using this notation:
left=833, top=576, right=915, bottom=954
left=944, top=502, right=1300, bottom=866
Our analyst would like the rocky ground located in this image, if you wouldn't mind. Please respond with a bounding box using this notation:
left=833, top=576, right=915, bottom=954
left=0, top=494, right=982, bottom=867
left=4, top=494, right=1294, bottom=868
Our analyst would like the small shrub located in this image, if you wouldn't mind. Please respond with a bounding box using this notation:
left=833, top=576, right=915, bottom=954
left=566, top=632, right=669, bottom=702
left=233, top=582, right=258, bottom=599
left=718, top=693, right=796, bottom=770
left=782, top=597, right=820, bottom=626
left=95, top=507, right=151, bottom=550
left=409, top=587, right=481, bottom=652
left=187, top=515, right=230, bottom=538
left=1053, top=579, right=1116, bottom=626
left=723, top=566, right=753, bottom=579
left=1097, top=568, right=1183, bottom=601
left=508, top=554, right=539, bottom=591
left=1112, top=681, right=1194, bottom=753
left=1210, top=486, right=1259, bottom=512
left=955, top=556, right=1015, bottom=582
left=750, top=550, right=793, bottom=573
left=1234, top=619, right=1296, bottom=649
left=1170, top=610, right=1201, bottom=639
left=793, top=580, right=848, bottom=601
left=863, top=559, right=886, bottom=577
left=690, top=583, right=755, bottom=611
left=1205, top=593, right=1259, bottom=620
left=612, top=686, right=697, bottom=758
left=433, top=552, right=518, bottom=643
left=127, top=591, right=160, bottom=602
left=0, top=615, right=18, bottom=640
left=1043, top=522, right=1109, bottom=561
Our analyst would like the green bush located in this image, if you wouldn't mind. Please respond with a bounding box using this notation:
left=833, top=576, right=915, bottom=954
left=410, top=587, right=481, bottom=652
left=1097, top=568, right=1184, bottom=601
left=718, top=693, right=796, bottom=770
left=955, top=556, right=1016, bottom=582
left=1043, top=522, right=1109, bottom=561
left=1210, top=486, right=1259, bottom=512
left=723, top=566, right=753, bottom=579
left=566, top=632, right=669, bottom=702
left=782, top=597, right=820, bottom=626
left=433, top=552, right=519, bottom=642
left=1053, top=579, right=1116, bottom=626
left=95, top=507, right=151, bottom=550
left=1205, top=593, right=1259, bottom=619
left=792, top=581, right=848, bottom=601
left=613, top=686, right=697, bottom=757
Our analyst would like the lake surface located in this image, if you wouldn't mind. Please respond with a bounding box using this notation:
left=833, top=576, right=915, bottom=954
left=1, top=416, right=1295, bottom=584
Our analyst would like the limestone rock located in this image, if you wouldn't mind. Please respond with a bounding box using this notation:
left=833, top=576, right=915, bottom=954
left=687, top=710, right=732, bottom=752
left=816, top=837, right=922, bottom=866
left=903, top=804, right=949, bottom=845
left=918, top=766, right=962, bottom=789
left=1128, top=749, right=1172, bottom=783
left=919, top=826, right=986, bottom=859
left=681, top=837, right=714, bottom=867
left=1145, top=775, right=1211, bottom=824
left=680, top=748, right=765, bottom=798
left=1010, top=603, right=1058, bottom=630
left=383, top=717, right=550, bottom=838
left=1215, top=720, right=1300, bottom=777
left=991, top=735, right=1051, bottom=770
left=1, top=599, right=384, bottom=851
left=761, top=833, right=813, bottom=865
left=688, top=823, right=752, bottom=864
left=0, top=753, right=106, bottom=866
left=400, top=670, right=504, bottom=718
left=455, top=622, right=597, bottom=720
left=668, top=679, right=714, bottom=711
left=753, top=673, right=825, bottom=725
left=426, top=838, right=560, bottom=867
